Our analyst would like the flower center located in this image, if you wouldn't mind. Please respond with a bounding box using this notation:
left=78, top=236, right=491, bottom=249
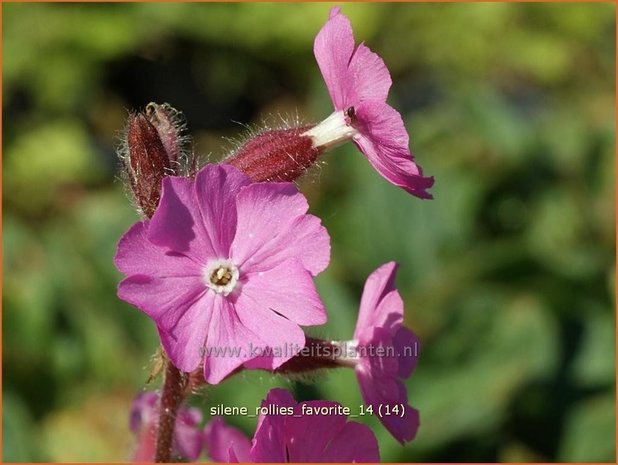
left=203, top=259, right=239, bottom=296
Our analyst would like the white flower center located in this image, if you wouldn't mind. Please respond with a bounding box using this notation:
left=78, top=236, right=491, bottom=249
left=203, top=259, right=239, bottom=296
left=302, top=110, right=358, bottom=150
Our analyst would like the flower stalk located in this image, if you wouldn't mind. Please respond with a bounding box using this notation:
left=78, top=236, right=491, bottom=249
left=154, top=362, right=188, bottom=463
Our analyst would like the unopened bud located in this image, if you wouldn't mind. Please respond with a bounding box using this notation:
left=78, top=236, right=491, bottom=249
left=123, top=113, right=171, bottom=218
left=121, top=103, right=190, bottom=218
left=226, top=127, right=322, bottom=182
left=144, top=102, right=186, bottom=167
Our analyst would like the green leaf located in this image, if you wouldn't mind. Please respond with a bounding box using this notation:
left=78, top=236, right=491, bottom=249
left=559, top=394, right=616, bottom=461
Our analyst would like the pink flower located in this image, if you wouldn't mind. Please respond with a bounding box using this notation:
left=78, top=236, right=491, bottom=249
left=129, top=391, right=203, bottom=461
left=307, top=7, right=434, bottom=199
left=353, top=262, right=420, bottom=444
left=203, top=417, right=251, bottom=462
left=204, top=388, right=380, bottom=462
left=114, top=164, right=330, bottom=383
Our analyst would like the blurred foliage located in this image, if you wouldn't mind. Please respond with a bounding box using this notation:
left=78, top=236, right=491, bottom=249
left=3, top=2, right=615, bottom=462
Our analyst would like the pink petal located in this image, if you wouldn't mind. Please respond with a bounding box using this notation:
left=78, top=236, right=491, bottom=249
left=114, top=221, right=199, bottom=277
left=364, top=327, right=400, bottom=379
left=130, top=392, right=204, bottom=461
left=230, top=182, right=330, bottom=276
left=203, top=417, right=251, bottom=463
left=132, top=423, right=157, bottom=462
left=194, top=164, right=251, bottom=257
left=234, top=279, right=308, bottom=370
left=129, top=392, right=158, bottom=432
left=158, top=291, right=214, bottom=372
left=314, top=8, right=391, bottom=110
left=175, top=408, right=204, bottom=461
left=250, top=388, right=295, bottom=462
left=202, top=297, right=268, bottom=384
left=380, top=384, right=420, bottom=445
left=355, top=262, right=398, bottom=339
left=256, top=388, right=297, bottom=429
left=227, top=447, right=241, bottom=463
left=347, top=42, right=392, bottom=104
left=118, top=274, right=205, bottom=331
left=356, top=360, right=419, bottom=444
left=314, top=7, right=356, bottom=110
left=280, top=214, right=331, bottom=275
left=115, top=221, right=206, bottom=331
left=354, top=101, right=435, bottom=199
left=320, top=421, right=380, bottom=462
left=284, top=401, right=348, bottom=462
left=394, top=326, right=420, bottom=379
left=251, top=389, right=380, bottom=462
left=178, top=405, right=203, bottom=428
left=147, top=175, right=217, bottom=262
left=365, top=289, right=405, bottom=341
left=239, top=260, right=327, bottom=326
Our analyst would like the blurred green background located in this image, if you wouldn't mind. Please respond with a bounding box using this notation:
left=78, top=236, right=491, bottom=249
left=3, top=2, right=616, bottom=462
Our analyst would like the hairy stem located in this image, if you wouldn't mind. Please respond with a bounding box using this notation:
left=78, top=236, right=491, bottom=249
left=155, top=362, right=187, bottom=463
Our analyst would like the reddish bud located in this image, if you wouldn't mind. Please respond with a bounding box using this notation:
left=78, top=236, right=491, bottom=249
left=123, top=113, right=171, bottom=218
left=144, top=102, right=185, bottom=167
left=121, top=103, right=190, bottom=218
left=226, top=126, right=322, bottom=182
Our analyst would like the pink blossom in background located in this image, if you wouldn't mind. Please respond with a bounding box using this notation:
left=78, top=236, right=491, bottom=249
left=203, top=388, right=380, bottom=463
left=114, top=164, right=330, bottom=384
left=129, top=391, right=203, bottom=461
left=203, top=417, right=252, bottom=462
left=309, top=7, right=434, bottom=199
left=353, top=262, right=420, bottom=444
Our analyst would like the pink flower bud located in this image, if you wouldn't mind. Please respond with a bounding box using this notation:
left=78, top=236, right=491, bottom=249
left=226, top=127, right=322, bottom=182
